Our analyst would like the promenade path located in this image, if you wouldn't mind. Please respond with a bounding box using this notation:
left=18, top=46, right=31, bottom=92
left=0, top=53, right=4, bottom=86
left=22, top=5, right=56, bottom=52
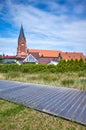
left=0, top=80, right=86, bottom=125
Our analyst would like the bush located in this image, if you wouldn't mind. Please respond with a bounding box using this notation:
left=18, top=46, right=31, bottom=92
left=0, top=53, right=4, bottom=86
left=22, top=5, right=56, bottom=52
left=0, top=60, right=86, bottom=74
left=56, top=60, right=86, bottom=72
left=47, top=65, right=56, bottom=73
left=21, top=64, right=47, bottom=73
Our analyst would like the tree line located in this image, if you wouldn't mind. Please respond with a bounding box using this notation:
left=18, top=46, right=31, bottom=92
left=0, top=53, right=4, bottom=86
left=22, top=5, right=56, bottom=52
left=0, top=59, right=86, bottom=73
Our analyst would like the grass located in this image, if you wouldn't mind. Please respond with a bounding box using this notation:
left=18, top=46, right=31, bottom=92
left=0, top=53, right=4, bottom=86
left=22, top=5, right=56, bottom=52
left=0, top=71, right=86, bottom=129
left=0, top=71, right=86, bottom=90
left=61, top=79, right=74, bottom=87
left=0, top=99, right=86, bottom=130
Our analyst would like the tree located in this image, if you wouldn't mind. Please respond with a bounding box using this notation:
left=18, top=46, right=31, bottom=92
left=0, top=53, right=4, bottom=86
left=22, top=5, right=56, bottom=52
left=0, top=55, right=2, bottom=63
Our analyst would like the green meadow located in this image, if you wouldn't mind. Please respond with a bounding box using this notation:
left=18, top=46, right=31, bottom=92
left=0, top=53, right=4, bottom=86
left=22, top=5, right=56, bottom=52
left=0, top=99, right=86, bottom=130
left=0, top=60, right=86, bottom=129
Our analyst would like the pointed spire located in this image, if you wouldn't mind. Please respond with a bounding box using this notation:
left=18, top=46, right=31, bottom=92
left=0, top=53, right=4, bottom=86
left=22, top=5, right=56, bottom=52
left=18, top=24, right=25, bottom=41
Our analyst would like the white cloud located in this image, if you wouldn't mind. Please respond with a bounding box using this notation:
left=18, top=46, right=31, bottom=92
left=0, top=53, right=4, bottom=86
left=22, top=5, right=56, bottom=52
left=0, top=38, right=17, bottom=55
left=0, top=0, right=86, bottom=55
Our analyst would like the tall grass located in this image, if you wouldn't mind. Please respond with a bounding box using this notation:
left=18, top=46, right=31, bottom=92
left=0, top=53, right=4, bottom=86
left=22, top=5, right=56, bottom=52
left=61, top=79, right=74, bottom=87
left=0, top=71, right=86, bottom=90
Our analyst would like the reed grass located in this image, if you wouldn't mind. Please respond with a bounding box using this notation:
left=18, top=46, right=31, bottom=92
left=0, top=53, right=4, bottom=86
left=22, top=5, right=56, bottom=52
left=0, top=71, right=86, bottom=90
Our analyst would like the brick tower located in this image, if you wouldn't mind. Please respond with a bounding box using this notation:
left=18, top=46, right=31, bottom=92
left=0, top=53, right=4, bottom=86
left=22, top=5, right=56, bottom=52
left=16, top=25, right=28, bottom=58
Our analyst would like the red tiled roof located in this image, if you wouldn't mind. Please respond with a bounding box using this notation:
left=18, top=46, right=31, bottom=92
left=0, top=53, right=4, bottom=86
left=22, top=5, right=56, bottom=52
left=60, top=52, right=85, bottom=60
left=3, top=56, right=16, bottom=59
left=2, top=50, right=85, bottom=62
left=28, top=49, right=61, bottom=58
left=28, top=49, right=85, bottom=60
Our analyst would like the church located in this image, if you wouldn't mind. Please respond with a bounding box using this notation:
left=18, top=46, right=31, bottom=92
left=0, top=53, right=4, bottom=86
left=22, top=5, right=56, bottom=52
left=3, top=25, right=86, bottom=64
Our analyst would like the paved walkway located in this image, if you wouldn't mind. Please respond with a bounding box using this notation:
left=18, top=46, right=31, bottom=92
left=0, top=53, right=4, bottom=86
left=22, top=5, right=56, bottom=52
left=0, top=80, right=86, bottom=125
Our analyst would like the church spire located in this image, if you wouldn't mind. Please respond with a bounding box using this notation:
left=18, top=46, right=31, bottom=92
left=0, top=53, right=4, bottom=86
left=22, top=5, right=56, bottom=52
left=16, top=25, right=28, bottom=58
left=18, top=24, right=25, bottom=41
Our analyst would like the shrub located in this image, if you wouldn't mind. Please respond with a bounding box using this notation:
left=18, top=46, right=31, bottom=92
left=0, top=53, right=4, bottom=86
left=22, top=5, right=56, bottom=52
left=0, top=60, right=86, bottom=73
left=47, top=65, right=56, bottom=73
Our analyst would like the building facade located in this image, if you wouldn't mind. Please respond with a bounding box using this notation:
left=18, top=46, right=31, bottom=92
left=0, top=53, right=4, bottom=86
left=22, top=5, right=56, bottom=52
left=2, top=25, right=86, bottom=64
left=16, top=25, right=86, bottom=64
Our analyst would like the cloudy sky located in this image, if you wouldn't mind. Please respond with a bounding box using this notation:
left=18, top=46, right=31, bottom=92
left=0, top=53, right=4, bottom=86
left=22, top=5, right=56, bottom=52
left=0, top=0, right=86, bottom=55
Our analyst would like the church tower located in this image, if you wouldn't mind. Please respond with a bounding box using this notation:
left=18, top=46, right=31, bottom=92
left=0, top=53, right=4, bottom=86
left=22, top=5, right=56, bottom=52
left=16, top=25, right=28, bottom=58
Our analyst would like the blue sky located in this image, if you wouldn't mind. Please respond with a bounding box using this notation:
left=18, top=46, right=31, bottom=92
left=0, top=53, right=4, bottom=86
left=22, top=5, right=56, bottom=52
left=0, top=0, right=86, bottom=55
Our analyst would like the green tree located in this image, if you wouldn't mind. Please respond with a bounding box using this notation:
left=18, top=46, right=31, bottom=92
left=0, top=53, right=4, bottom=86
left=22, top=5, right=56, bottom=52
left=0, top=55, right=2, bottom=63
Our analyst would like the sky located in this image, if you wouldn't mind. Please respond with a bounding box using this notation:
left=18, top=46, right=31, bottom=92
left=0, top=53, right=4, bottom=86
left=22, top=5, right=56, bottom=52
left=0, top=0, right=86, bottom=55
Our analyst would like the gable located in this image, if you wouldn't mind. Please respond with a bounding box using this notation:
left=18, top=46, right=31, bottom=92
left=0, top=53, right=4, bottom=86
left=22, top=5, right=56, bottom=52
left=23, top=54, right=38, bottom=63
